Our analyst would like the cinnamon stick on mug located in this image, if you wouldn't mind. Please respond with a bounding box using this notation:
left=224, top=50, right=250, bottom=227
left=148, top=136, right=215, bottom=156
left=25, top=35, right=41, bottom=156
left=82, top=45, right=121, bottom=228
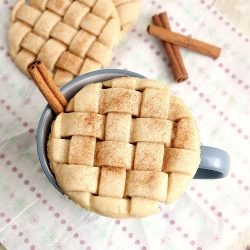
left=27, top=60, right=67, bottom=114
left=147, top=25, right=221, bottom=58
left=35, top=60, right=68, bottom=108
left=152, top=12, right=188, bottom=83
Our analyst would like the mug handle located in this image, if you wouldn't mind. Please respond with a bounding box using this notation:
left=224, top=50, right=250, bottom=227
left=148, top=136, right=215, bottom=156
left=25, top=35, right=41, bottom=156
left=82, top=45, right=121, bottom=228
left=193, top=146, right=230, bottom=179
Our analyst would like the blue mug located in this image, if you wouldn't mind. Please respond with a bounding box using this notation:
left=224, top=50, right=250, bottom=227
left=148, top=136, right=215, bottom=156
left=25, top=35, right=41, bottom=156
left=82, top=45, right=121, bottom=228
left=36, top=69, right=230, bottom=194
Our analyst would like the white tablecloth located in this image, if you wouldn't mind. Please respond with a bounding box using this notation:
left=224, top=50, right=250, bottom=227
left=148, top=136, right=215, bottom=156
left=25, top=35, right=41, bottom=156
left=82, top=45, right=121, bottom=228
left=1, top=0, right=250, bottom=249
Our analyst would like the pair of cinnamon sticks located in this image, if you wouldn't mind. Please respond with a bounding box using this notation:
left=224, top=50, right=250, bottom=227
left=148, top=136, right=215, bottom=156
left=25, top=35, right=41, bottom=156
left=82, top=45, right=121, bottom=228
left=148, top=12, right=221, bottom=83
left=27, top=60, right=67, bottom=114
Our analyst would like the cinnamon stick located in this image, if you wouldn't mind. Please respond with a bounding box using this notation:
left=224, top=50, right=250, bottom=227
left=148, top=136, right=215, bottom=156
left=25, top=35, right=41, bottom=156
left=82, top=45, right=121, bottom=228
left=147, top=25, right=221, bottom=58
left=152, top=13, right=188, bottom=83
left=36, top=60, right=68, bottom=107
left=159, top=12, right=188, bottom=81
left=27, top=60, right=67, bottom=114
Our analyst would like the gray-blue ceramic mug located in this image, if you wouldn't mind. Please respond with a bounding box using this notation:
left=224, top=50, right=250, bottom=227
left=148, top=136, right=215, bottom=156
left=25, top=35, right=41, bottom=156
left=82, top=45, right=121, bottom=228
left=36, top=69, right=230, bottom=194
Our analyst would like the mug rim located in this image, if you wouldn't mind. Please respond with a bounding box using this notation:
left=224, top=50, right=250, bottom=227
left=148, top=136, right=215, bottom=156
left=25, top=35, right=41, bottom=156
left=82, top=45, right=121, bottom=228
left=37, top=69, right=146, bottom=194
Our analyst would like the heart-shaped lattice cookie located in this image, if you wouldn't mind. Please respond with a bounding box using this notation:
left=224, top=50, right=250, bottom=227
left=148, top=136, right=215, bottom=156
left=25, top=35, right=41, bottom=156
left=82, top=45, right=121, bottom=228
left=47, top=77, right=200, bottom=219
left=8, top=0, right=142, bottom=87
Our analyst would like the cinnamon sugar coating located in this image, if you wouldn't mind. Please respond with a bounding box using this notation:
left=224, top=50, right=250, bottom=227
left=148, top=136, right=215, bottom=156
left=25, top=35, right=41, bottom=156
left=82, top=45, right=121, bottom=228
left=48, top=77, right=200, bottom=218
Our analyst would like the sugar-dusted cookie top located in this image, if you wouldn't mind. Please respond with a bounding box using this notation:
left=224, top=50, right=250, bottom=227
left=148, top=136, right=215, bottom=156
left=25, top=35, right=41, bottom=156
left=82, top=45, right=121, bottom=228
left=47, top=77, right=200, bottom=219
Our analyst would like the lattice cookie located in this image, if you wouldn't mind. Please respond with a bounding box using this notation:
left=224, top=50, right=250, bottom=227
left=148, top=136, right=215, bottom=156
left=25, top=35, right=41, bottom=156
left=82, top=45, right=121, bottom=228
left=8, top=0, right=141, bottom=87
left=47, top=77, right=200, bottom=219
